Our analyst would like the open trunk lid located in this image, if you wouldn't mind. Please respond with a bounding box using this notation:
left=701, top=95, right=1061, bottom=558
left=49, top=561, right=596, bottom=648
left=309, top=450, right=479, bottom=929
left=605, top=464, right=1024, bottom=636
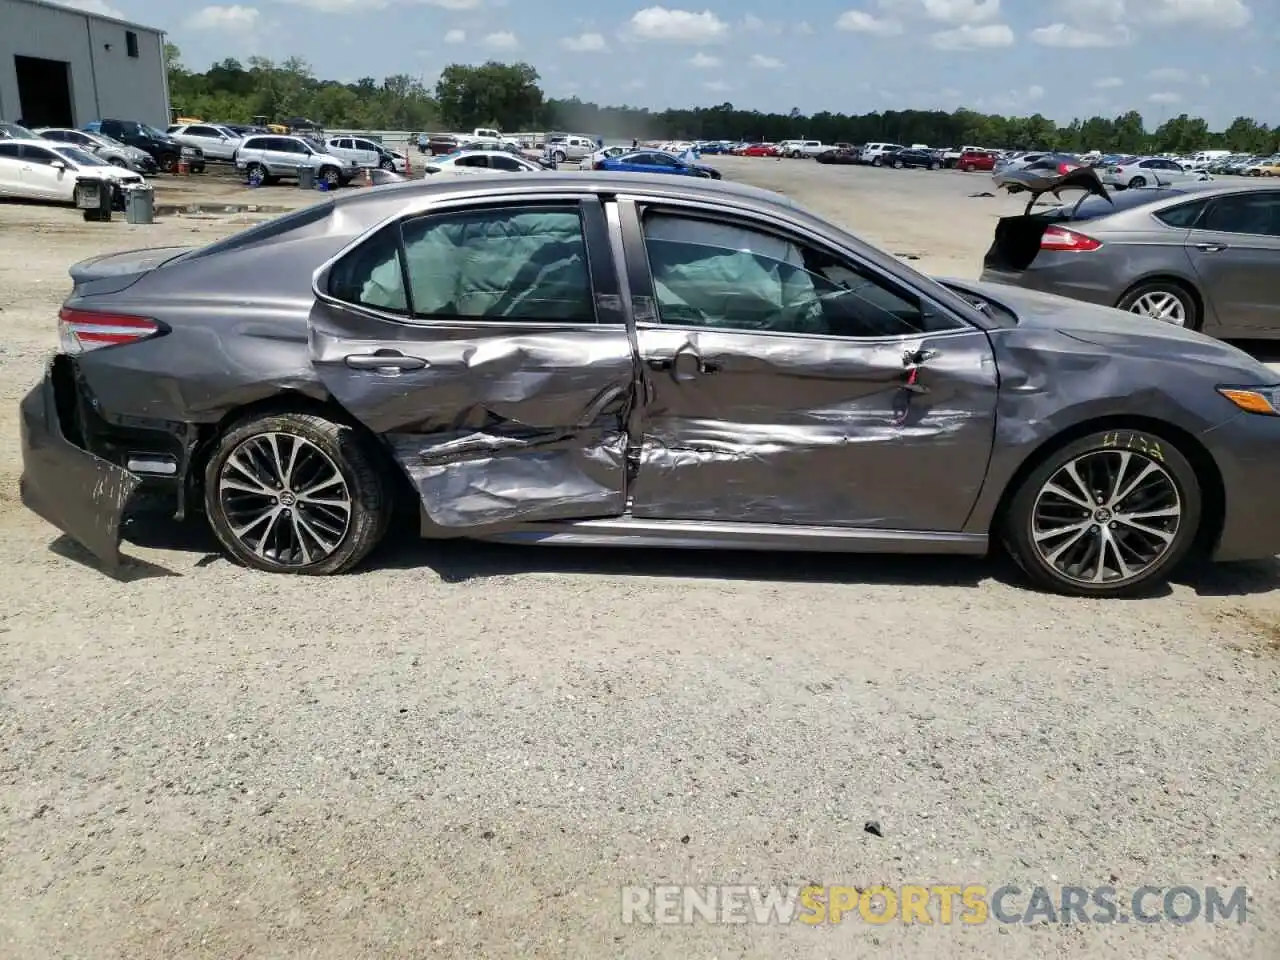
left=984, top=167, right=1114, bottom=274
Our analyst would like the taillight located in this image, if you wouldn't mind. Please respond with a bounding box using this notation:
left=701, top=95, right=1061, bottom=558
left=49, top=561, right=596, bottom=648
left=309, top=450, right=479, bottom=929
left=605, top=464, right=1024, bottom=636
left=59, top=307, right=161, bottom=353
left=1040, top=226, right=1101, bottom=252
left=1057, top=162, right=1074, bottom=174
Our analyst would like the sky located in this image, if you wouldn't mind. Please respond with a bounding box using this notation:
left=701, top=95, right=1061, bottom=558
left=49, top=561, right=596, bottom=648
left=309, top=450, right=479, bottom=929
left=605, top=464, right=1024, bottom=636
left=51, top=0, right=1279, bottom=127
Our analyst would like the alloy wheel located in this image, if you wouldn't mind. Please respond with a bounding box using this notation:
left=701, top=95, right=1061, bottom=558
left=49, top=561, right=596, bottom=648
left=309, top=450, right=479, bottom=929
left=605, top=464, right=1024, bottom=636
left=1031, top=450, right=1181, bottom=586
left=1129, top=291, right=1186, bottom=325
left=217, top=432, right=352, bottom=566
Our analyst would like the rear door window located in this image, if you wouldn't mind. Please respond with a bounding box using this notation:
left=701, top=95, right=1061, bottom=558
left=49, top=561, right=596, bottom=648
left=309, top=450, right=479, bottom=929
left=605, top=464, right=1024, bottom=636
left=1199, top=194, right=1280, bottom=237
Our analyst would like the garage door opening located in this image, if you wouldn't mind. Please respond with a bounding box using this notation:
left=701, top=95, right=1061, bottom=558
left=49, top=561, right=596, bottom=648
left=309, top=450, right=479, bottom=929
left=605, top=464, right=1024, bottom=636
left=15, top=56, right=74, bottom=128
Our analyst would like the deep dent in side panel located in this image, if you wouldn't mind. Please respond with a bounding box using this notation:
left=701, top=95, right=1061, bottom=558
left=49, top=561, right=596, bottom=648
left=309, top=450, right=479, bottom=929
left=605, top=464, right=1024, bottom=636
left=309, top=317, right=636, bottom=529
left=628, top=329, right=999, bottom=530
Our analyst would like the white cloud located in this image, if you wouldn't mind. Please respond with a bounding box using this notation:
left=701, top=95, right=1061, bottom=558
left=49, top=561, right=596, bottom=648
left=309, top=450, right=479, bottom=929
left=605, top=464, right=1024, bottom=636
left=279, top=0, right=376, bottom=11
left=419, top=0, right=482, bottom=7
left=1144, top=0, right=1250, bottom=28
left=444, top=28, right=465, bottom=42
left=1026, top=84, right=1044, bottom=100
left=750, top=53, right=782, bottom=67
left=1093, top=75, right=1123, bottom=87
left=928, top=22, right=1013, bottom=48
left=185, top=5, right=260, bottom=29
left=1199, top=73, right=1211, bottom=87
left=481, top=30, right=518, bottom=48
left=836, top=10, right=904, bottom=35
left=1148, top=91, right=1181, bottom=103
left=1029, top=22, right=1131, bottom=46
left=49, top=0, right=125, bottom=16
left=741, top=13, right=781, bottom=33
left=1251, top=64, right=1266, bottom=76
left=704, top=80, right=730, bottom=91
left=794, top=20, right=814, bottom=33
left=1147, top=66, right=1187, bottom=81
left=561, top=32, right=608, bottom=51
left=879, top=0, right=1001, bottom=23
left=941, top=86, right=961, bottom=97
left=625, top=6, right=729, bottom=42
left=689, top=51, right=721, bottom=67
left=624, top=78, right=645, bottom=90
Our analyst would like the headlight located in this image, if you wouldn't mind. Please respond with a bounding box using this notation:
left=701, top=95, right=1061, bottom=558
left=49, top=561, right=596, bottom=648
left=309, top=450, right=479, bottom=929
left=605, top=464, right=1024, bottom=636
left=1218, top=386, right=1280, bottom=416
left=181, top=146, right=196, bottom=156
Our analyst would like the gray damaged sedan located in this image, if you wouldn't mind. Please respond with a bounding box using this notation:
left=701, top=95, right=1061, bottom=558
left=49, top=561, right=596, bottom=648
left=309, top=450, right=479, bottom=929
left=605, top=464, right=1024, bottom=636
left=19, top=172, right=1280, bottom=596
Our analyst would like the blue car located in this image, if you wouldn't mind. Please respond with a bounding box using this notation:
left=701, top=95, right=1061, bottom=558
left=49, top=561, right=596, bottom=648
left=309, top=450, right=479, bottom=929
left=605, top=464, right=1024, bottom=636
left=594, top=149, right=721, bottom=179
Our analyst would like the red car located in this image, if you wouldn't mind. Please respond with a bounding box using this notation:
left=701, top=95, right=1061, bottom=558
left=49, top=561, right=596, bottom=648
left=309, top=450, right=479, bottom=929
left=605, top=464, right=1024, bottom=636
left=740, top=143, right=779, bottom=157
left=957, top=150, right=997, bottom=172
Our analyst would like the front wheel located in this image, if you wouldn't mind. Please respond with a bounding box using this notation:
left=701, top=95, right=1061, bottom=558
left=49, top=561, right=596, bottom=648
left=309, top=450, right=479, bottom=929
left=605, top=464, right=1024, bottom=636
left=108, top=157, right=127, bottom=167
left=893, top=160, right=903, bottom=168
left=872, top=157, right=882, bottom=167
left=380, top=157, right=396, bottom=171
left=158, top=154, right=177, bottom=173
left=319, top=166, right=341, bottom=187
left=929, top=161, right=940, bottom=170
left=204, top=412, right=391, bottom=575
left=553, top=150, right=566, bottom=163
left=1003, top=430, right=1201, bottom=597
left=962, top=163, right=974, bottom=172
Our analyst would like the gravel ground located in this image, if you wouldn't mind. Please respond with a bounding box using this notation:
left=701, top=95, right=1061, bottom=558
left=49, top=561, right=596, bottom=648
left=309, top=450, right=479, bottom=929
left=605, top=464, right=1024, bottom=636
left=1, top=164, right=1278, bottom=959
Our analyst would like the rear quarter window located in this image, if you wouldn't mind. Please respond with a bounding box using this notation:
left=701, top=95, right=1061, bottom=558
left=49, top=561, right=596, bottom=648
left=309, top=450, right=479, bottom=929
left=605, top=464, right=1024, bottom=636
left=1153, top=197, right=1208, bottom=227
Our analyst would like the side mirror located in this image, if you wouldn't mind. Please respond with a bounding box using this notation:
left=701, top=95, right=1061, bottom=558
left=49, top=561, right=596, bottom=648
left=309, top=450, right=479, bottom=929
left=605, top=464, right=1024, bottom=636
left=50, top=160, right=66, bottom=170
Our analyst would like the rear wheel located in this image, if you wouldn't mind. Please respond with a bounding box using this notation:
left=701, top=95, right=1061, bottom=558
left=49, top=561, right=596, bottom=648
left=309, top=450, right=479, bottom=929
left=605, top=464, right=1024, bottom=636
left=893, top=160, right=903, bottom=168
left=319, top=165, right=341, bottom=187
left=108, top=157, right=127, bottom=167
left=553, top=150, right=566, bottom=162
left=1003, top=430, right=1201, bottom=597
left=1117, top=280, right=1199, bottom=329
left=379, top=157, right=396, bottom=171
left=204, top=412, right=391, bottom=575
left=1129, top=175, right=1147, bottom=188
left=962, top=163, right=974, bottom=172
left=929, top=161, right=939, bottom=170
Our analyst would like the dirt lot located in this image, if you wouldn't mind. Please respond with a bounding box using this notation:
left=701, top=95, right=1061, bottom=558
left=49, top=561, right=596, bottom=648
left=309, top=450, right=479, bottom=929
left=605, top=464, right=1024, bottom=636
left=1, top=162, right=1278, bottom=959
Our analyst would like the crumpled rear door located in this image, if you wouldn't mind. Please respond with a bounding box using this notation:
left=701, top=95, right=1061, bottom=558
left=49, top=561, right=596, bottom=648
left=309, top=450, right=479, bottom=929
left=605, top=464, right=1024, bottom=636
left=308, top=196, right=638, bottom=530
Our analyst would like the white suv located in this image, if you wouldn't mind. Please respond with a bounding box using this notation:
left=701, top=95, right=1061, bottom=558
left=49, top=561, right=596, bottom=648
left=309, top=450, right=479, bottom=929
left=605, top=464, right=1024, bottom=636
left=234, top=135, right=359, bottom=187
left=168, top=123, right=243, bottom=162
left=861, top=142, right=905, bottom=166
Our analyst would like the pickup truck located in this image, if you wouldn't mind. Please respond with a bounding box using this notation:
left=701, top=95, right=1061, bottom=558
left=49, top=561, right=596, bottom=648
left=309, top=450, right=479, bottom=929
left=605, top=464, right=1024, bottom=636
left=781, top=140, right=830, bottom=158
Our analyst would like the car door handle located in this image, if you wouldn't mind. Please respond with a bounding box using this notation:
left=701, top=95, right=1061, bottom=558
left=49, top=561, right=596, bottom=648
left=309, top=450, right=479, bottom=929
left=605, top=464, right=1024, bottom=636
left=1195, top=242, right=1228, bottom=252
left=647, top=356, right=721, bottom=374
left=344, top=351, right=426, bottom=371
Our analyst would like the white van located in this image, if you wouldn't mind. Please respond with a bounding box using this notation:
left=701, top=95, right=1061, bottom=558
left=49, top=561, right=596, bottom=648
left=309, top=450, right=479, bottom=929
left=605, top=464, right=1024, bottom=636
left=861, top=142, right=904, bottom=165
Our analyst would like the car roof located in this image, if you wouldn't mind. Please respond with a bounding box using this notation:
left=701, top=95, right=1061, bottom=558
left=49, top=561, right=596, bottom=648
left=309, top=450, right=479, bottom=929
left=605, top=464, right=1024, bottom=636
left=344, top=171, right=799, bottom=219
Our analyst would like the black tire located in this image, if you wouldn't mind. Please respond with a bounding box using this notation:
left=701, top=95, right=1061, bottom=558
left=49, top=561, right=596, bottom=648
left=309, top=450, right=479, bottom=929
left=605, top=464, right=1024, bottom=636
left=1116, top=279, right=1200, bottom=330
left=929, top=161, right=939, bottom=170
left=158, top=154, right=177, bottom=173
left=204, top=412, right=391, bottom=575
left=1129, top=175, right=1147, bottom=188
left=553, top=150, right=566, bottom=163
left=380, top=157, right=396, bottom=171
left=962, top=163, right=974, bottom=172
left=1003, top=429, right=1202, bottom=597
left=872, top=157, right=882, bottom=167
left=893, top=160, right=903, bottom=168
left=319, top=165, right=341, bottom=187
left=246, top=162, right=267, bottom=185
left=107, top=157, right=127, bottom=167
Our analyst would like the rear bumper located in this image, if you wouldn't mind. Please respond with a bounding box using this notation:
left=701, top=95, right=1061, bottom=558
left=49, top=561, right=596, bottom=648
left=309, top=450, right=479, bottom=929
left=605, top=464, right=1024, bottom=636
left=978, top=262, right=1120, bottom=309
left=19, top=364, right=141, bottom=570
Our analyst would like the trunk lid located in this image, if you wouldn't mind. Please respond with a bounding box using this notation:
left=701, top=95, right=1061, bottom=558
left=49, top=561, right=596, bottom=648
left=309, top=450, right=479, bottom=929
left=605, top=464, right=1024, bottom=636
left=983, top=167, right=1114, bottom=274
left=68, top=246, right=194, bottom=296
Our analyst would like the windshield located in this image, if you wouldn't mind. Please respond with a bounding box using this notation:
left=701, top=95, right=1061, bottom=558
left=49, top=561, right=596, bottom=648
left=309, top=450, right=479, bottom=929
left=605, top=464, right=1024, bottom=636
left=55, top=146, right=109, bottom=167
left=96, top=133, right=129, bottom=149
left=0, top=121, right=36, bottom=139
left=140, top=123, right=169, bottom=139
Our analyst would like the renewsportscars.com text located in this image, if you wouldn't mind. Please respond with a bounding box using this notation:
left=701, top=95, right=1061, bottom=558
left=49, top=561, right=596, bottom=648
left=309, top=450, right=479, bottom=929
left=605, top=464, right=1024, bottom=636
left=621, top=884, right=1249, bottom=926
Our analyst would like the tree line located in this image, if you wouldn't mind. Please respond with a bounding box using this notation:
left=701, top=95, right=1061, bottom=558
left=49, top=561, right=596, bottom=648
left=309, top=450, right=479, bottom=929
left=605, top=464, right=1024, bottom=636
left=165, top=47, right=1280, bottom=156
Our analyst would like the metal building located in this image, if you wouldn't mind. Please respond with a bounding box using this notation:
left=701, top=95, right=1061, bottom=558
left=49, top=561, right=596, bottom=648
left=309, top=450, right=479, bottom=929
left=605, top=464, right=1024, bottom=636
left=0, top=0, right=168, bottom=129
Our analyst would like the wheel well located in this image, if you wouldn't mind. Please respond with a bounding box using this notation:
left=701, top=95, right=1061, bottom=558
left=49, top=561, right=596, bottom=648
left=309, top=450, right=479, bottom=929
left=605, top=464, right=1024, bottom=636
left=990, top=415, right=1225, bottom=558
left=1117, top=274, right=1204, bottom=326
left=185, top=392, right=419, bottom=519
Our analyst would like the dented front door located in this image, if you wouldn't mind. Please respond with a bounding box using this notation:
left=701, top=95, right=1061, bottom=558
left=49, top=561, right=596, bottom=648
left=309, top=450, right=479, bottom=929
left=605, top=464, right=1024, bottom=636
left=308, top=198, right=637, bottom=530
left=628, top=326, right=999, bottom=530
